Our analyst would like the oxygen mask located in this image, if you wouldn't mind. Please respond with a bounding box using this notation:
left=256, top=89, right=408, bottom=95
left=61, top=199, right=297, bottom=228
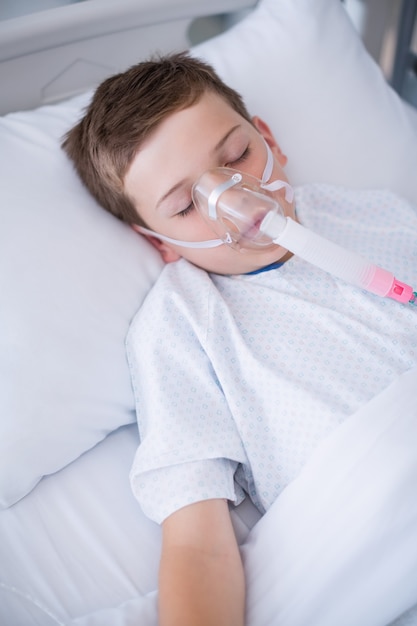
left=191, top=168, right=292, bottom=251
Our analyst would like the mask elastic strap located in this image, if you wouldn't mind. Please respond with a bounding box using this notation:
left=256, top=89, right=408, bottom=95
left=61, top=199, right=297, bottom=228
left=262, top=179, right=294, bottom=203
left=261, top=140, right=275, bottom=184
left=261, top=142, right=294, bottom=203
left=136, top=225, right=224, bottom=249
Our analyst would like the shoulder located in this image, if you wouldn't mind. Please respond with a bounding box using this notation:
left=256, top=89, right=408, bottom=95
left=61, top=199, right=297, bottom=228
left=295, top=183, right=417, bottom=227
left=126, top=259, right=214, bottom=347
left=136, top=259, right=210, bottom=309
left=295, top=183, right=414, bottom=211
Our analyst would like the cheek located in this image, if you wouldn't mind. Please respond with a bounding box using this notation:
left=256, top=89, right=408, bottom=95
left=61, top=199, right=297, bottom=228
left=176, top=212, right=217, bottom=240
left=179, top=247, right=230, bottom=273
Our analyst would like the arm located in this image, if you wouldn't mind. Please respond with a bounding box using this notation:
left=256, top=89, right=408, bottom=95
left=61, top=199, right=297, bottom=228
left=159, top=498, right=245, bottom=626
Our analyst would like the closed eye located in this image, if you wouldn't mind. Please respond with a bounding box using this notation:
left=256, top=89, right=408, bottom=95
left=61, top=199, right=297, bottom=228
left=177, top=202, right=194, bottom=218
left=227, top=145, right=251, bottom=167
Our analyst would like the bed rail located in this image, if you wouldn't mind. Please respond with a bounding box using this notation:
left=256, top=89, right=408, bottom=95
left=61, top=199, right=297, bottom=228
left=0, top=0, right=257, bottom=115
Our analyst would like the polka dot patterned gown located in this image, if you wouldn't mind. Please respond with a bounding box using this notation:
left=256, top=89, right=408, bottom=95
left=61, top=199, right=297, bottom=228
left=127, top=185, right=417, bottom=523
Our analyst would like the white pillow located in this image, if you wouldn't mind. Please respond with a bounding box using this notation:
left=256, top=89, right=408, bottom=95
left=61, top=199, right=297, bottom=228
left=2, top=0, right=417, bottom=508
left=193, top=0, right=417, bottom=205
left=0, top=95, right=164, bottom=507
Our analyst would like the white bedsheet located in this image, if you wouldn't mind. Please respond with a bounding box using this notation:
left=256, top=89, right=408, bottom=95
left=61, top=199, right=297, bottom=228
left=1, top=367, right=416, bottom=625
left=0, top=425, right=256, bottom=626
left=242, top=365, right=417, bottom=626
left=0, top=425, right=161, bottom=625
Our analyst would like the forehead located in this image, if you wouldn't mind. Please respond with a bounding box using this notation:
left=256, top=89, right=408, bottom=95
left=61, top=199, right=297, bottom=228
left=124, top=92, right=251, bottom=204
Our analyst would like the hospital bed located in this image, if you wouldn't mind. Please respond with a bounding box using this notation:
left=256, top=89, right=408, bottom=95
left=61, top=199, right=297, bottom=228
left=1, top=0, right=417, bottom=624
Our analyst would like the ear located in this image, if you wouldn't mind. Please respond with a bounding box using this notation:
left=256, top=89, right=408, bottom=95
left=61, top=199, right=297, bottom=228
left=252, top=116, right=288, bottom=167
left=131, top=225, right=182, bottom=263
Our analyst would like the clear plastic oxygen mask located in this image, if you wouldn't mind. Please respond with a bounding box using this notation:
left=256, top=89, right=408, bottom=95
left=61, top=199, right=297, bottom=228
left=192, top=167, right=416, bottom=306
left=192, top=168, right=284, bottom=250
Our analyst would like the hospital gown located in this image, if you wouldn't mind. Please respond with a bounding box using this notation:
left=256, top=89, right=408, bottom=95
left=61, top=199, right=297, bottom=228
left=127, top=184, right=417, bottom=523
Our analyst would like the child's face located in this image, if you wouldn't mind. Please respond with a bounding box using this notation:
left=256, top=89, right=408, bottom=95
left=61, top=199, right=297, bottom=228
left=125, top=91, right=295, bottom=274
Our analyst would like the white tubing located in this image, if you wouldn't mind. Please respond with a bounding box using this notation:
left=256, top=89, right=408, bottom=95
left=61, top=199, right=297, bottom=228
left=261, top=212, right=395, bottom=296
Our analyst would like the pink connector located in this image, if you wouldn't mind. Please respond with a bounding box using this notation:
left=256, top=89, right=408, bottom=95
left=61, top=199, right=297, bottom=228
left=366, top=267, right=414, bottom=303
left=385, top=278, right=415, bottom=304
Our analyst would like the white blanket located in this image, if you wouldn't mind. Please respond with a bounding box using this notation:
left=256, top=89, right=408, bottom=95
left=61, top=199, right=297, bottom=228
left=242, top=365, right=417, bottom=626
left=72, top=366, right=417, bottom=626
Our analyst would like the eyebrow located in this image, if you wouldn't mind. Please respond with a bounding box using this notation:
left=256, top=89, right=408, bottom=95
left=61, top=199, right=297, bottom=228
left=155, top=124, right=242, bottom=210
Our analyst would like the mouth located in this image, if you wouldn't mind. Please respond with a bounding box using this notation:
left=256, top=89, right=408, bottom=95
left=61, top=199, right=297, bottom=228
left=241, top=213, right=270, bottom=241
left=218, top=210, right=276, bottom=249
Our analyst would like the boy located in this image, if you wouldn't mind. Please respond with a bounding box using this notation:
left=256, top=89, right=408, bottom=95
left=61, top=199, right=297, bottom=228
left=63, top=52, right=417, bottom=626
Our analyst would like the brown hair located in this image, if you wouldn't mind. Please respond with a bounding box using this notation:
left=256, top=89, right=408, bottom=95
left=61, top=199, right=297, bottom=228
left=62, top=52, right=252, bottom=226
